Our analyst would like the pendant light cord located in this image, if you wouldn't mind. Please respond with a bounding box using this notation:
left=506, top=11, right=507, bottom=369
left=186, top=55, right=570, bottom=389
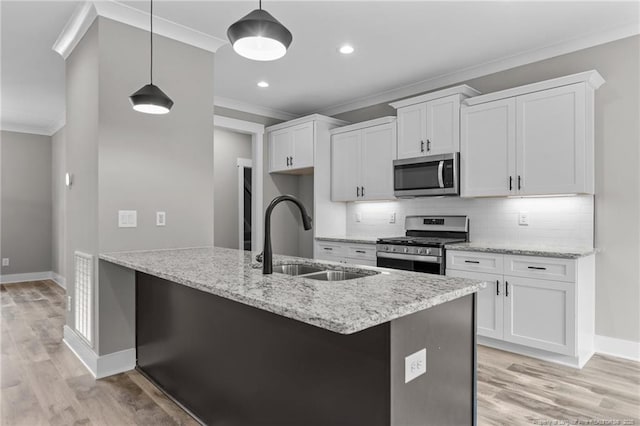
left=150, top=0, right=153, bottom=84
left=259, top=0, right=262, bottom=10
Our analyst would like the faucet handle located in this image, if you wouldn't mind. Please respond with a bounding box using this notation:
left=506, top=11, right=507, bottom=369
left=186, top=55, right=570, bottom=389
left=255, top=252, right=263, bottom=263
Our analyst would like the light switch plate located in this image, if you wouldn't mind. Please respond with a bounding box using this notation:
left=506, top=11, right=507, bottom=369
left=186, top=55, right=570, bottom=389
left=389, top=212, right=396, bottom=224
left=405, top=348, right=426, bottom=383
left=2, top=258, right=8, bottom=267
left=156, top=211, right=166, bottom=226
left=518, top=211, right=530, bottom=226
left=355, top=212, right=362, bottom=222
left=118, top=210, right=137, bottom=228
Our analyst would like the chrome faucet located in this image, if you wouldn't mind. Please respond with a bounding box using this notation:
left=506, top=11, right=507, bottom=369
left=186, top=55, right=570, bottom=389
left=261, top=195, right=312, bottom=274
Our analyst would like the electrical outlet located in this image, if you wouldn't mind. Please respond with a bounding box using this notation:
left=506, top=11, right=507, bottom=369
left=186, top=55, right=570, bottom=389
left=355, top=212, right=362, bottom=222
left=118, top=210, right=137, bottom=228
left=405, top=348, right=427, bottom=383
left=156, top=211, right=166, bottom=226
left=518, top=211, right=530, bottom=226
left=2, top=258, right=9, bottom=267
left=389, top=212, right=396, bottom=224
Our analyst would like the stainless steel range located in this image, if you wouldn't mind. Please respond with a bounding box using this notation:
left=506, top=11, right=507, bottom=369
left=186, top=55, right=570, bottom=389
left=376, top=215, right=469, bottom=275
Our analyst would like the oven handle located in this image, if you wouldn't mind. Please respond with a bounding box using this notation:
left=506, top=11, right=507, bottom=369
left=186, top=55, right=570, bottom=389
left=376, top=252, right=441, bottom=263
left=438, top=160, right=445, bottom=188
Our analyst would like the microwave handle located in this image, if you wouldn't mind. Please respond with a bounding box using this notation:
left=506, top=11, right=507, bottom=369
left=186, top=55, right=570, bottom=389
left=437, top=160, right=445, bottom=188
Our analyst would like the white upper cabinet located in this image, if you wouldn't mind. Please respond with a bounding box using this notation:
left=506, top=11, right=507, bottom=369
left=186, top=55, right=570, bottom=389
left=331, top=117, right=397, bottom=202
left=268, top=122, right=314, bottom=173
left=390, top=85, right=480, bottom=160
left=460, top=98, right=516, bottom=197
left=331, top=131, right=361, bottom=202
left=516, top=84, right=587, bottom=195
left=461, top=71, right=603, bottom=197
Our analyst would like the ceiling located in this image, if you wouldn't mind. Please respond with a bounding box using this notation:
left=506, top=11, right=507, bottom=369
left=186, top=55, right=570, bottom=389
left=1, top=1, right=639, bottom=134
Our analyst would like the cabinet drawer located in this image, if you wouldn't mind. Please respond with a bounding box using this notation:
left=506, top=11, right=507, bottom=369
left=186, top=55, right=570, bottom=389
left=505, top=255, right=575, bottom=283
left=346, top=245, right=376, bottom=260
left=446, top=251, right=503, bottom=274
left=316, top=243, right=345, bottom=257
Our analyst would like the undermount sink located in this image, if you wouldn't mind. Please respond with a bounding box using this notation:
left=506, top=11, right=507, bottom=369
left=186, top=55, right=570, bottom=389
left=272, top=263, right=380, bottom=281
left=301, top=271, right=373, bottom=281
left=272, top=264, right=325, bottom=276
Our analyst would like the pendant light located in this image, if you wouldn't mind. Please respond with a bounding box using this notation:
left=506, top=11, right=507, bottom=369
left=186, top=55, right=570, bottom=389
left=129, top=0, right=174, bottom=114
left=227, top=0, right=293, bottom=61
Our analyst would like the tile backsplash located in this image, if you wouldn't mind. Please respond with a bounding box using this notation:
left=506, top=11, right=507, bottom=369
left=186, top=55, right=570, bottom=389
left=346, top=195, right=594, bottom=248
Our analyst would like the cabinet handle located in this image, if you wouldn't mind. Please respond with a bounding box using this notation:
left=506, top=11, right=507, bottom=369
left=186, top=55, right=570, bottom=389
left=356, top=187, right=360, bottom=197
left=426, top=139, right=431, bottom=152
left=420, top=140, right=425, bottom=153
left=496, top=280, right=500, bottom=296
left=505, top=281, right=509, bottom=297
left=290, top=156, right=293, bottom=166
left=518, top=175, right=522, bottom=190
left=361, top=186, right=365, bottom=197
left=527, top=266, right=547, bottom=270
left=286, top=157, right=289, bottom=166
left=355, top=250, right=366, bottom=254
left=509, top=176, right=513, bottom=191
left=323, top=247, right=333, bottom=251
left=464, top=260, right=480, bottom=264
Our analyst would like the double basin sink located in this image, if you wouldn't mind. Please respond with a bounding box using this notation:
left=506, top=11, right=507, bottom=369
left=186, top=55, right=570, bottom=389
left=272, top=263, right=379, bottom=281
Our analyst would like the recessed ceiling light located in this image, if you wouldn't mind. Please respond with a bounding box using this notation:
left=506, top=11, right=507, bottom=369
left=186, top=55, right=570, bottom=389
left=339, top=44, right=354, bottom=55
left=257, top=81, right=269, bottom=88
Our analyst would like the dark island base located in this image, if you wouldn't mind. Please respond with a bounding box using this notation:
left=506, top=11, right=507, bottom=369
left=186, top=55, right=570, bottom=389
left=136, top=272, right=476, bottom=426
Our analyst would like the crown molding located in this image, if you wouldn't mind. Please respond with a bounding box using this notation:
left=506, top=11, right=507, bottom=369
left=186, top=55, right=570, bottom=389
left=214, top=96, right=300, bottom=121
left=1, top=108, right=65, bottom=136
left=318, top=22, right=640, bottom=117
left=53, top=0, right=227, bottom=59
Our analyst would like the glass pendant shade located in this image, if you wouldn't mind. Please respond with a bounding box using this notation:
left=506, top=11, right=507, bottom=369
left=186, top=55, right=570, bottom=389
left=227, top=9, right=292, bottom=61
left=130, top=83, right=174, bottom=114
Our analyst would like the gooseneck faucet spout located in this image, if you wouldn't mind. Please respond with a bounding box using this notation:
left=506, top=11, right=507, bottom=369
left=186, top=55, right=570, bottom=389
left=262, top=195, right=312, bottom=274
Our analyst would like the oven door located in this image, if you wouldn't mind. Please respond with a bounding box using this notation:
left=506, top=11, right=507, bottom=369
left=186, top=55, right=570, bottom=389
left=376, top=253, right=444, bottom=275
left=393, top=153, right=459, bottom=197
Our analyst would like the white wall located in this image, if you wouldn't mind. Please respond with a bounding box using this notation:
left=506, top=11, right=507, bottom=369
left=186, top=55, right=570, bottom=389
left=51, top=127, right=65, bottom=279
left=213, top=127, right=252, bottom=250
left=346, top=196, right=594, bottom=248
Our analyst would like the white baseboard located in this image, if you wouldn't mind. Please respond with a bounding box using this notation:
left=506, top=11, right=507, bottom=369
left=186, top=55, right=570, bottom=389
left=478, top=336, right=593, bottom=369
left=51, top=272, right=66, bottom=289
left=63, top=326, right=136, bottom=378
left=595, top=335, right=640, bottom=362
left=0, top=271, right=54, bottom=284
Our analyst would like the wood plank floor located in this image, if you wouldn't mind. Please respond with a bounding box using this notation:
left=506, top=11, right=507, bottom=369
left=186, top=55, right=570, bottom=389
left=1, top=280, right=639, bottom=425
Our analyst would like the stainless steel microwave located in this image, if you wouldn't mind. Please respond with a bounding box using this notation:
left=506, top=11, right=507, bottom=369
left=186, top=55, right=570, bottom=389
left=393, top=153, right=459, bottom=197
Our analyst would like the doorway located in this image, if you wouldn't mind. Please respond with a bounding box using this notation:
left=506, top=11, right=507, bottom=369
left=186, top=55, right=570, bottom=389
left=238, top=158, right=252, bottom=251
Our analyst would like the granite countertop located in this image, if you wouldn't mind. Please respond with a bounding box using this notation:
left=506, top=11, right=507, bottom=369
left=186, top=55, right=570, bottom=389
left=100, top=247, right=485, bottom=335
left=315, top=236, right=378, bottom=245
left=445, top=242, right=597, bottom=259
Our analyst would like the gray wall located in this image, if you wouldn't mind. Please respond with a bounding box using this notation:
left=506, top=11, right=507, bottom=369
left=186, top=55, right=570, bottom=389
left=0, top=130, right=52, bottom=275
left=64, top=18, right=215, bottom=355
left=213, top=127, right=252, bottom=250
left=51, top=127, right=65, bottom=279
left=98, top=18, right=214, bottom=254
left=65, top=21, right=99, bottom=329
left=335, top=35, right=640, bottom=343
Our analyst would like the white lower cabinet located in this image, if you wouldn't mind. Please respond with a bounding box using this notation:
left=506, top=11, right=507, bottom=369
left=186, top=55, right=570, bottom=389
left=314, top=241, right=377, bottom=267
left=446, top=250, right=594, bottom=367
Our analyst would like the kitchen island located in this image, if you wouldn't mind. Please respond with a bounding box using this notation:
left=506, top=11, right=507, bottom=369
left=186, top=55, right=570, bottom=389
left=100, top=247, right=485, bottom=426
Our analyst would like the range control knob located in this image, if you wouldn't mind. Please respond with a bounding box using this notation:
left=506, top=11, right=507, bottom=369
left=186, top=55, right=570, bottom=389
left=425, top=248, right=431, bottom=255
left=418, top=248, right=425, bottom=254
left=404, top=247, right=409, bottom=253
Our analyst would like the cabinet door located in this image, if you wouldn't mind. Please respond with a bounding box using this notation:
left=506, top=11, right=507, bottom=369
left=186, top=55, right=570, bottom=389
left=269, top=128, right=292, bottom=172
left=290, top=122, right=315, bottom=169
left=516, top=83, right=587, bottom=195
left=331, top=131, right=361, bottom=201
left=361, top=123, right=396, bottom=201
left=447, top=269, right=504, bottom=339
left=396, top=103, right=427, bottom=159
left=460, top=99, right=516, bottom=197
left=503, top=276, right=576, bottom=356
left=425, top=95, right=460, bottom=155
